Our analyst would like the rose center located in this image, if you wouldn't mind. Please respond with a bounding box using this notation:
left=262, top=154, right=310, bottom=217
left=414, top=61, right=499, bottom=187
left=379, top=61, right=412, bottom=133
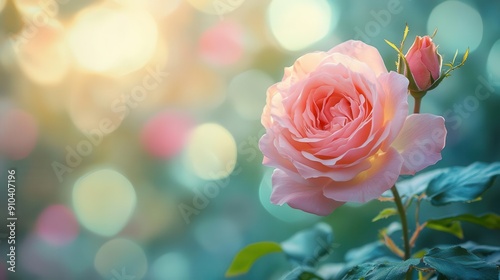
left=316, top=95, right=353, bottom=131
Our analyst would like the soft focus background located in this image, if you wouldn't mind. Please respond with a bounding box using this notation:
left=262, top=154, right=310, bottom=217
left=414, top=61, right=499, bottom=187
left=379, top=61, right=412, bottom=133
left=0, top=0, right=499, bottom=279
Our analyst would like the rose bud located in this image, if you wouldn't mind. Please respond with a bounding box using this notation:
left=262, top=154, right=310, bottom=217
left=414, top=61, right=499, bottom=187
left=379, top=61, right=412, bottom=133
left=405, top=36, right=442, bottom=92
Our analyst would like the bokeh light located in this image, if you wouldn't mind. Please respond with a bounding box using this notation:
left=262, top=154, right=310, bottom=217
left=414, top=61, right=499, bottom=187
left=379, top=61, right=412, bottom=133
left=185, top=123, right=237, bottom=180
left=172, top=64, right=227, bottom=108
left=193, top=217, right=243, bottom=254
left=35, top=204, right=79, bottom=246
left=228, top=69, right=273, bottom=120
left=259, top=169, right=320, bottom=224
left=94, top=238, right=148, bottom=279
left=186, top=0, right=244, bottom=15
left=106, top=0, right=182, bottom=18
left=14, top=0, right=59, bottom=17
left=72, top=169, right=137, bottom=236
left=67, top=75, right=125, bottom=134
left=144, top=0, right=182, bottom=18
left=68, top=3, right=158, bottom=76
left=0, top=107, right=38, bottom=160
left=486, top=39, right=500, bottom=87
left=267, top=0, right=335, bottom=51
left=199, top=21, right=244, bottom=66
left=140, top=111, right=194, bottom=159
left=19, top=235, right=72, bottom=279
left=13, top=19, right=70, bottom=85
left=124, top=186, right=178, bottom=241
left=150, top=252, right=191, bottom=280
left=427, top=1, right=483, bottom=53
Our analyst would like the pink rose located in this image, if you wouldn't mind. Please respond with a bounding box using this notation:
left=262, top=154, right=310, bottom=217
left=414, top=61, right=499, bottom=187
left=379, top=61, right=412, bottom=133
left=259, top=40, right=446, bottom=215
left=405, top=36, right=442, bottom=91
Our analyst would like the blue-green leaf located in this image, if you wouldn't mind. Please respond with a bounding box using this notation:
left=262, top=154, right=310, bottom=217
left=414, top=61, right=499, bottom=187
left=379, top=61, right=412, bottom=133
left=225, top=241, right=283, bottom=277
left=338, top=241, right=400, bottom=278
left=426, top=162, right=500, bottom=205
left=460, top=242, right=500, bottom=265
left=342, top=263, right=376, bottom=280
left=281, top=223, right=334, bottom=266
left=342, top=259, right=420, bottom=280
left=423, top=246, right=499, bottom=280
left=344, top=241, right=397, bottom=265
left=282, top=267, right=324, bottom=280
left=382, top=169, right=445, bottom=201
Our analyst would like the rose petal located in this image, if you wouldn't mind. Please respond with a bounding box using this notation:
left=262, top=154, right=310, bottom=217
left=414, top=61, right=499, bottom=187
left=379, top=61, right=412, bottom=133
left=420, top=44, right=441, bottom=80
left=407, top=51, right=431, bottom=90
left=327, top=40, right=388, bottom=77
left=377, top=71, right=409, bottom=150
left=323, top=148, right=403, bottom=202
left=270, top=169, right=344, bottom=215
left=391, top=114, right=446, bottom=175
left=284, top=51, right=328, bottom=82
left=259, top=130, right=298, bottom=176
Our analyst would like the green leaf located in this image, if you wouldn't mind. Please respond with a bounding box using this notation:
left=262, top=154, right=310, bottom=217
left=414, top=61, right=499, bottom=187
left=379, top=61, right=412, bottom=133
left=451, top=50, right=459, bottom=65
left=411, top=249, right=428, bottom=259
left=426, top=213, right=500, bottom=239
left=395, top=24, right=409, bottom=74
left=372, top=208, right=398, bottom=222
left=461, top=48, right=470, bottom=65
left=225, top=241, right=283, bottom=277
left=426, top=220, right=464, bottom=239
left=281, top=223, right=334, bottom=266
left=426, top=162, right=500, bottom=206
left=295, top=271, right=323, bottom=280
left=384, top=39, right=419, bottom=91
left=423, top=246, right=499, bottom=280
left=429, top=213, right=500, bottom=230
left=343, top=259, right=420, bottom=280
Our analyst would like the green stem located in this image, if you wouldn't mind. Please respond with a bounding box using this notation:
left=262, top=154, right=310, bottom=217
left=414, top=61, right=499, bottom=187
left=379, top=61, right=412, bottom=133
left=391, top=185, right=411, bottom=260
left=413, top=96, right=422, bottom=114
